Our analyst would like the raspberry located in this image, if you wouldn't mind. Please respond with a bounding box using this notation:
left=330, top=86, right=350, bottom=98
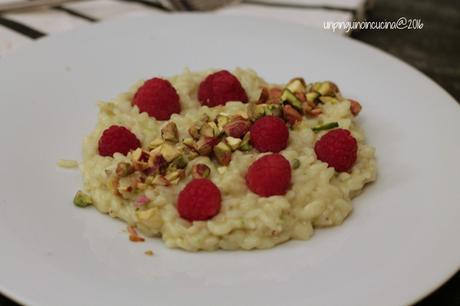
left=98, top=125, right=141, bottom=157
left=314, top=128, right=358, bottom=172
left=246, top=153, right=291, bottom=197
left=133, top=78, right=181, bottom=120
left=177, top=179, right=222, bottom=221
left=198, top=70, right=248, bottom=107
left=250, top=116, right=289, bottom=153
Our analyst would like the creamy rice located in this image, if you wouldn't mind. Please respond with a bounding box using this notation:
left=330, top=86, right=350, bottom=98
left=80, top=68, right=377, bottom=251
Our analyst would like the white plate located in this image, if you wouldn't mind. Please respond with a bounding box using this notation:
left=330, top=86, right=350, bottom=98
left=0, top=14, right=459, bottom=306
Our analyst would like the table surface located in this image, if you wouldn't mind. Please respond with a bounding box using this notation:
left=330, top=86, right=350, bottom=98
left=1, top=0, right=459, bottom=305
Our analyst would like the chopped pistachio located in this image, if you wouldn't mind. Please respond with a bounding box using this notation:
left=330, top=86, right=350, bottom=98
left=208, top=121, right=220, bottom=136
left=170, top=155, right=188, bottom=169
left=223, top=116, right=251, bottom=138
left=147, top=138, right=164, bottom=150
left=239, top=132, right=252, bottom=151
left=312, top=81, right=338, bottom=96
left=152, top=175, right=170, bottom=186
left=149, top=143, right=163, bottom=155
left=281, top=88, right=303, bottom=111
left=286, top=78, right=306, bottom=94
left=182, top=137, right=195, bottom=148
left=165, top=170, right=184, bottom=183
left=160, top=143, right=180, bottom=162
left=115, top=162, right=134, bottom=177
left=191, top=163, right=211, bottom=179
left=249, top=103, right=283, bottom=121
left=188, top=124, right=201, bottom=140
left=318, top=96, right=339, bottom=104
left=248, top=102, right=266, bottom=121
left=199, top=114, right=210, bottom=122
left=213, top=141, right=232, bottom=166
left=184, top=149, right=199, bottom=161
left=147, top=154, right=168, bottom=175
left=264, top=103, right=283, bottom=116
left=73, top=190, right=93, bottom=207
left=308, top=108, right=323, bottom=117
left=161, top=122, right=179, bottom=143
left=225, top=136, right=242, bottom=151
left=306, top=92, right=319, bottom=103
left=195, top=137, right=218, bottom=156
left=312, top=122, right=339, bottom=132
left=267, top=87, right=283, bottom=104
left=199, top=122, right=215, bottom=138
left=257, top=87, right=269, bottom=104
left=216, top=114, right=230, bottom=131
left=292, top=159, right=301, bottom=169
left=283, top=104, right=303, bottom=126
left=131, top=148, right=143, bottom=162
left=349, top=99, right=362, bottom=116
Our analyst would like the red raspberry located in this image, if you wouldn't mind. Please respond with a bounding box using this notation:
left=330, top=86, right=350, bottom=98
left=250, top=116, right=289, bottom=153
left=98, top=125, right=141, bottom=157
left=314, top=128, right=358, bottom=172
left=198, top=70, right=248, bottom=107
left=177, top=179, right=222, bottom=221
left=246, top=153, right=291, bottom=197
left=133, top=78, right=181, bottom=120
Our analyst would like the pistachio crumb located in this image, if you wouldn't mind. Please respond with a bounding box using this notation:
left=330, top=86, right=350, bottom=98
left=312, top=122, right=339, bottom=132
left=144, top=250, right=154, bottom=256
left=292, top=159, right=301, bottom=169
left=73, top=190, right=93, bottom=208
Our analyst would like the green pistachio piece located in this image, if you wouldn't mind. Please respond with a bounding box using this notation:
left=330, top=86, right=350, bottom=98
left=170, top=155, right=188, bottom=169
left=161, top=122, right=179, bottom=143
left=318, top=96, right=339, bottom=104
left=286, top=78, right=306, bottom=94
left=182, top=137, right=195, bottom=148
left=195, top=137, right=218, bottom=156
left=165, top=170, right=185, bottom=183
left=313, top=81, right=338, bottom=96
left=306, top=92, right=319, bottom=103
left=213, top=141, right=232, bottom=166
left=291, top=159, right=301, bottom=169
left=160, top=143, right=180, bottom=162
left=225, top=136, right=242, bottom=151
left=200, top=122, right=215, bottom=138
left=223, top=116, right=251, bottom=138
left=191, top=163, right=211, bottom=179
left=188, top=124, right=202, bottom=140
left=239, top=132, right=252, bottom=151
left=147, top=138, right=164, bottom=150
left=280, top=88, right=303, bottom=111
left=216, top=114, right=230, bottom=131
left=264, top=103, right=283, bottom=117
left=115, top=162, right=135, bottom=177
left=312, top=122, right=339, bottom=132
left=73, top=190, right=93, bottom=208
left=248, top=102, right=266, bottom=121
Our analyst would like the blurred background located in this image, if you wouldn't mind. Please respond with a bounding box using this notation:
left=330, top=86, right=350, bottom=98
left=0, top=0, right=458, bottom=305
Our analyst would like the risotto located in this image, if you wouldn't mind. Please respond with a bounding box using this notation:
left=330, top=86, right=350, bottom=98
left=76, top=68, right=377, bottom=251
